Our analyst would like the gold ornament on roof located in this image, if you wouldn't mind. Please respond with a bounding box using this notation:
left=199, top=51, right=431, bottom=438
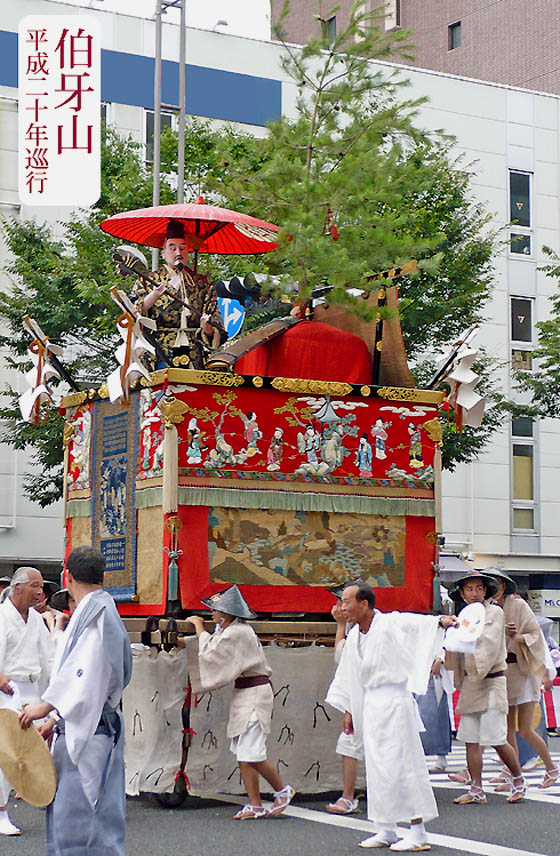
left=271, top=377, right=353, bottom=395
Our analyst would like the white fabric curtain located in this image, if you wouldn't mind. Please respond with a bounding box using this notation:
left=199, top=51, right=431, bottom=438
left=123, top=643, right=364, bottom=796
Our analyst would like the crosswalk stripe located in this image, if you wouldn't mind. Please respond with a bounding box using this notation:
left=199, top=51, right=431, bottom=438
left=214, top=794, right=549, bottom=856
left=426, top=741, right=560, bottom=802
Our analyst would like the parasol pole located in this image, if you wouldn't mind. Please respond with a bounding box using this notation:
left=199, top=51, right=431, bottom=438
left=178, top=0, right=186, bottom=204
left=152, top=0, right=163, bottom=271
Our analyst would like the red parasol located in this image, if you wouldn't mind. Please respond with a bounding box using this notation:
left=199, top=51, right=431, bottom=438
left=99, top=199, right=279, bottom=255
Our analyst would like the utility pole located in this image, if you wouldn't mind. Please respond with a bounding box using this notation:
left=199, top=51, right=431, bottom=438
left=152, top=0, right=185, bottom=269
left=152, top=0, right=163, bottom=270
left=178, top=0, right=186, bottom=203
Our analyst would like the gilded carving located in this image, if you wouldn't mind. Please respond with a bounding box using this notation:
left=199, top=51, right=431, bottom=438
left=140, top=368, right=244, bottom=389
left=197, top=371, right=244, bottom=387
left=252, top=376, right=264, bottom=388
left=62, top=421, right=74, bottom=447
left=360, top=385, right=371, bottom=397
left=377, top=387, right=444, bottom=404
left=97, top=383, right=110, bottom=400
left=165, top=515, right=183, bottom=534
left=61, top=391, right=87, bottom=408
left=423, top=417, right=443, bottom=445
left=271, top=378, right=353, bottom=395
left=159, top=394, right=190, bottom=428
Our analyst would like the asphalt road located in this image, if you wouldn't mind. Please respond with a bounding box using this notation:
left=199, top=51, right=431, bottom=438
left=3, top=738, right=559, bottom=856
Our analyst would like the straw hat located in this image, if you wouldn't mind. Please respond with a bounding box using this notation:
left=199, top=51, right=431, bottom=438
left=0, top=709, right=57, bottom=807
left=482, top=566, right=518, bottom=595
left=42, top=580, right=60, bottom=598
left=201, top=585, right=256, bottom=619
left=448, top=570, right=499, bottom=602
left=49, top=588, right=70, bottom=611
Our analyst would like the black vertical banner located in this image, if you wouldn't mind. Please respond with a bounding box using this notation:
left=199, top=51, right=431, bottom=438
left=91, top=397, right=138, bottom=599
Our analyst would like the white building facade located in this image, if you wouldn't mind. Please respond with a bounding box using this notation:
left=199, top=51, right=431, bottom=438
left=1, top=0, right=559, bottom=605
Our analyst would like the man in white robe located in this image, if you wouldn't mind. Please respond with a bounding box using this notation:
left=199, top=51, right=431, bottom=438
left=20, top=546, right=132, bottom=855
left=182, top=584, right=294, bottom=819
left=0, top=566, right=54, bottom=836
left=325, top=580, right=365, bottom=815
left=326, top=583, right=456, bottom=851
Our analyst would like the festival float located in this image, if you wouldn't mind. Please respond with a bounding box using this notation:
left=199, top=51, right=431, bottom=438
left=22, top=202, right=484, bottom=803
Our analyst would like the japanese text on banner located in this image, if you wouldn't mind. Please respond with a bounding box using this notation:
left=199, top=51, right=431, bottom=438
left=18, top=16, right=100, bottom=206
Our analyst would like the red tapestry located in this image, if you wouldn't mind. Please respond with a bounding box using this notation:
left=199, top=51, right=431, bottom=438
left=170, top=385, right=438, bottom=492
left=175, top=505, right=435, bottom=614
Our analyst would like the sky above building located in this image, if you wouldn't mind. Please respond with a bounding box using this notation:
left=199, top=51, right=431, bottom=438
left=58, top=0, right=271, bottom=40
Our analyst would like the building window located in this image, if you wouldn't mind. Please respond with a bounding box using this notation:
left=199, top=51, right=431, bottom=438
left=511, top=349, right=532, bottom=371
left=145, top=108, right=174, bottom=164
left=101, top=102, right=111, bottom=140
left=513, top=507, right=534, bottom=530
left=510, top=296, right=533, bottom=374
left=385, top=0, right=401, bottom=29
left=509, top=170, right=532, bottom=256
left=512, top=416, right=533, bottom=438
left=448, top=22, right=461, bottom=50
left=512, top=418, right=536, bottom=532
left=321, top=15, right=336, bottom=46
left=511, top=297, right=532, bottom=343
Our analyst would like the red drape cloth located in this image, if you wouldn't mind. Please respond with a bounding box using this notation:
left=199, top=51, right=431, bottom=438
left=174, top=504, right=435, bottom=614
left=236, top=320, right=372, bottom=384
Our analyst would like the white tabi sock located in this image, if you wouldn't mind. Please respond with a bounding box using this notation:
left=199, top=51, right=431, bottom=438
left=0, top=810, right=21, bottom=836
left=409, top=822, right=426, bottom=844
left=436, top=755, right=447, bottom=769
left=359, top=825, right=398, bottom=848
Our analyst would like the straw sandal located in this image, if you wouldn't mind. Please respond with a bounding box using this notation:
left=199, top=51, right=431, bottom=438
left=494, top=775, right=512, bottom=793
left=326, top=796, right=360, bottom=814
left=506, top=775, right=526, bottom=803
left=447, top=768, right=471, bottom=785
left=267, top=784, right=295, bottom=817
left=453, top=786, right=487, bottom=805
left=538, top=765, right=559, bottom=789
left=359, top=831, right=398, bottom=848
left=390, top=838, right=431, bottom=852
left=489, top=768, right=509, bottom=785
left=233, top=804, right=267, bottom=820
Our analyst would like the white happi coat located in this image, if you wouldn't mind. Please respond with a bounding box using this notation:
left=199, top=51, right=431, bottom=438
left=326, top=610, right=442, bottom=825
left=0, top=598, right=54, bottom=805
